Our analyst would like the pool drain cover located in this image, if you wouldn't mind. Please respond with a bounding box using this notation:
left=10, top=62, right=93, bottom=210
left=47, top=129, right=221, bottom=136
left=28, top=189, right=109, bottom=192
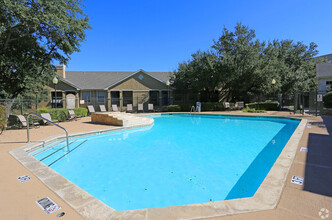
left=17, top=175, right=31, bottom=183
left=36, top=197, right=61, bottom=214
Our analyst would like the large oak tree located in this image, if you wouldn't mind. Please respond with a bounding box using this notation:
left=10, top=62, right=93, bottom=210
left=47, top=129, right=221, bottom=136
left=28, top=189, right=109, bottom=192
left=0, top=0, right=90, bottom=115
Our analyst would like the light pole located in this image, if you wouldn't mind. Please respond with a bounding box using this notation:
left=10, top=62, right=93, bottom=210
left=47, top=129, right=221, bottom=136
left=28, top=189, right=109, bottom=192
left=53, top=76, right=58, bottom=108
left=166, top=80, right=170, bottom=105
left=271, top=78, right=276, bottom=101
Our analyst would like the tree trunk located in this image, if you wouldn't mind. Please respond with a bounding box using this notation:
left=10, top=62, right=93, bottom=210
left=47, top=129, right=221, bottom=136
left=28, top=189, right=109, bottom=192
left=5, top=99, right=15, bottom=118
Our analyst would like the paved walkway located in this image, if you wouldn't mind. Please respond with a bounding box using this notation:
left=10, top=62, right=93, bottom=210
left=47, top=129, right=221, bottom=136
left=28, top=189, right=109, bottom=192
left=0, top=112, right=331, bottom=219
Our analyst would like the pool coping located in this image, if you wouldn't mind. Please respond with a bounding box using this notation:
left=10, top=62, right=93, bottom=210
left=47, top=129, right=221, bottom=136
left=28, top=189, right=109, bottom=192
left=9, top=113, right=306, bottom=220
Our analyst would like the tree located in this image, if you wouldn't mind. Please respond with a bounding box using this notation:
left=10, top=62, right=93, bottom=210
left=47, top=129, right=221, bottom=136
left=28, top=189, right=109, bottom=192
left=171, top=51, right=220, bottom=102
left=212, top=23, right=265, bottom=102
left=172, top=23, right=322, bottom=104
left=0, top=0, right=90, bottom=116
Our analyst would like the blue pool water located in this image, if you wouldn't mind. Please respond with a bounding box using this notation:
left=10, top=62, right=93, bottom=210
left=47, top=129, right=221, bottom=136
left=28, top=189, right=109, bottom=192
left=32, top=114, right=299, bottom=210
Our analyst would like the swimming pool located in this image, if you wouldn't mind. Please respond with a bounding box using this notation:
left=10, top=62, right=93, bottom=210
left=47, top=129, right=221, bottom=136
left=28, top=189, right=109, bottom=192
left=30, top=114, right=299, bottom=211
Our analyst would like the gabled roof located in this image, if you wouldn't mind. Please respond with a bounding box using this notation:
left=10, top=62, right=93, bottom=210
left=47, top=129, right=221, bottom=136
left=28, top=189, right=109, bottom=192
left=61, top=70, right=172, bottom=90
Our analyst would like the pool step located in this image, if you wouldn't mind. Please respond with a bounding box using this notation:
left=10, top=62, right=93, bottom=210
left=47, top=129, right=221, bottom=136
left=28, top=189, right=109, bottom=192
left=39, top=140, right=79, bottom=162
left=30, top=140, right=66, bottom=156
left=48, top=139, right=88, bottom=167
left=91, top=112, right=154, bottom=127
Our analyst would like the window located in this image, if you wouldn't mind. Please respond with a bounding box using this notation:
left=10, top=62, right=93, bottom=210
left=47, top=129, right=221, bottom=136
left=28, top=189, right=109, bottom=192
left=149, top=91, right=159, bottom=106
left=111, top=91, right=120, bottom=106
left=82, top=91, right=91, bottom=103
left=123, top=91, right=133, bottom=106
left=161, top=91, right=169, bottom=106
left=327, top=81, right=332, bottom=92
left=97, top=91, right=106, bottom=103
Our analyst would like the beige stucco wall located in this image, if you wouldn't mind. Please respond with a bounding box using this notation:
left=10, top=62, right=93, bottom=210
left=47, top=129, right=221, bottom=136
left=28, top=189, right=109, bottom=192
left=109, top=71, right=168, bottom=91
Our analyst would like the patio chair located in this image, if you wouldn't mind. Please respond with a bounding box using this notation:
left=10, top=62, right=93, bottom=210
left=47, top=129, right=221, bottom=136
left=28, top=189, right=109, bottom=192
left=126, top=104, right=133, bottom=113
left=87, top=105, right=95, bottom=115
left=235, top=101, right=244, bottom=109
left=112, top=104, right=119, bottom=112
left=67, top=110, right=81, bottom=121
left=100, top=105, right=107, bottom=112
left=40, top=113, right=58, bottom=125
left=148, top=103, right=155, bottom=112
left=223, top=102, right=230, bottom=111
left=138, top=103, right=144, bottom=113
left=17, top=115, right=40, bottom=128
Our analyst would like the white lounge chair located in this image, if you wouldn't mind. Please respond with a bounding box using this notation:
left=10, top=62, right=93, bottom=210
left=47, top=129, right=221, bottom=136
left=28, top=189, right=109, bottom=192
left=138, top=104, right=144, bottom=113
left=40, top=113, right=58, bottom=124
left=100, top=105, right=107, bottom=112
left=148, top=103, right=154, bottom=112
left=126, top=104, right=133, bottom=113
left=87, top=105, right=95, bottom=114
left=223, top=102, right=230, bottom=111
left=235, top=101, right=244, bottom=109
left=68, top=110, right=81, bottom=121
left=17, top=115, right=40, bottom=128
left=112, top=104, right=119, bottom=112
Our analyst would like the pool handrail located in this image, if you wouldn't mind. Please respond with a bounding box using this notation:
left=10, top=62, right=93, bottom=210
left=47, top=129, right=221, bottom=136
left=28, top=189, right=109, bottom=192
left=27, top=112, right=69, bottom=150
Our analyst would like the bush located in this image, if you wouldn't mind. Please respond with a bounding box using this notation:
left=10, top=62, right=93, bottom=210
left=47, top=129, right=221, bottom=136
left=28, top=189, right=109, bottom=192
left=37, top=107, right=87, bottom=122
left=179, top=104, right=192, bottom=112
left=242, top=108, right=266, bottom=113
left=37, top=108, right=68, bottom=122
left=73, top=107, right=88, bottom=117
left=167, top=105, right=181, bottom=112
left=201, top=102, right=224, bottom=111
left=245, top=101, right=279, bottom=111
left=323, top=91, right=332, bottom=108
left=0, top=105, right=6, bottom=132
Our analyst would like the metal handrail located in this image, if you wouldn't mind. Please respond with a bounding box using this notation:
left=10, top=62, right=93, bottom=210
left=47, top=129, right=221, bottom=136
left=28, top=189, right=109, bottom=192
left=190, top=106, right=195, bottom=112
left=27, top=112, right=69, bottom=150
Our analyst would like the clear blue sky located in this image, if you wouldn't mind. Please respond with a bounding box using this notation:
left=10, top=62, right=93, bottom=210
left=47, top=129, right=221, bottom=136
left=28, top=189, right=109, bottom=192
left=66, top=0, right=332, bottom=72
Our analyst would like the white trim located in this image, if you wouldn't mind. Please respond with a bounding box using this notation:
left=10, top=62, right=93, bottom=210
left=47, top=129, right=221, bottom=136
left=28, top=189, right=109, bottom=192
left=103, top=69, right=168, bottom=90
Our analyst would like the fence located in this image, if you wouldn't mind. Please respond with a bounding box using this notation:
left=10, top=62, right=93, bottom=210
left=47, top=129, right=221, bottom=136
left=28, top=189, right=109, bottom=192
left=0, top=91, right=327, bottom=116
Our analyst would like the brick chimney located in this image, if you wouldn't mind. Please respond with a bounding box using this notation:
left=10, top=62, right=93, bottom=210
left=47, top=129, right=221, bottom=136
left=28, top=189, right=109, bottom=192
left=56, top=65, right=66, bottom=78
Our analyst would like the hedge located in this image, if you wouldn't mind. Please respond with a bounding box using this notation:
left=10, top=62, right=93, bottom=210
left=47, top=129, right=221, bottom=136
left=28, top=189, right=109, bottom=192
left=201, top=102, right=224, bottom=111
left=323, top=91, right=332, bottom=108
left=37, top=107, right=87, bottom=122
left=245, top=101, right=279, bottom=111
left=167, top=105, right=181, bottom=112
left=0, top=104, right=6, bottom=131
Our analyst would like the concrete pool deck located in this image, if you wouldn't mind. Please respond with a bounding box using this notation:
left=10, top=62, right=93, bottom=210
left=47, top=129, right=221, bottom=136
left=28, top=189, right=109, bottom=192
left=1, top=111, right=331, bottom=219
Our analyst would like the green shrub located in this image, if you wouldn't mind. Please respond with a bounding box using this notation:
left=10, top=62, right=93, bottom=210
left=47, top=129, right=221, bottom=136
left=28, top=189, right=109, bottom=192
left=37, top=107, right=87, bottom=122
left=245, top=101, right=279, bottom=110
left=0, top=105, right=6, bottom=131
left=167, top=105, right=181, bottom=112
left=323, top=92, right=332, bottom=108
left=242, top=108, right=266, bottom=113
left=73, top=107, right=88, bottom=117
left=37, top=108, right=68, bottom=122
left=201, top=102, right=224, bottom=111
left=179, top=104, right=192, bottom=112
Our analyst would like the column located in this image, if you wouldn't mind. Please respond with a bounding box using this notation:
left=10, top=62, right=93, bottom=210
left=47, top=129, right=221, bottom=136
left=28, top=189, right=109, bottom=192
left=107, top=91, right=111, bottom=111
left=119, top=91, right=123, bottom=112
left=62, top=92, right=66, bottom=109
left=75, top=92, right=79, bottom=108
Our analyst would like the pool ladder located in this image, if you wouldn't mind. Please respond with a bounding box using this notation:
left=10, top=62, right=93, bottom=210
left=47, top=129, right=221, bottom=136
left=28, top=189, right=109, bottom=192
left=190, top=105, right=199, bottom=112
